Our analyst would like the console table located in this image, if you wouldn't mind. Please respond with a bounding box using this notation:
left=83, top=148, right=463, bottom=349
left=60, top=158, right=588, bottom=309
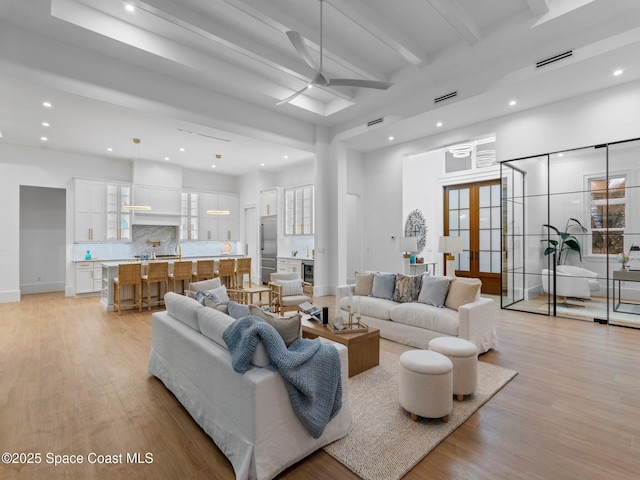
left=409, top=262, right=437, bottom=276
left=613, top=270, right=640, bottom=314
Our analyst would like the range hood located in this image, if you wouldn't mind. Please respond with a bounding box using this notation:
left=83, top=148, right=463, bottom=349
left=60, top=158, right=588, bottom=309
left=131, top=160, right=183, bottom=226
left=132, top=213, right=181, bottom=226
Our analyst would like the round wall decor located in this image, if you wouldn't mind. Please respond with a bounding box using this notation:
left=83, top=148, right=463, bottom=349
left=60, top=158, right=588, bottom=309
left=404, top=209, right=427, bottom=254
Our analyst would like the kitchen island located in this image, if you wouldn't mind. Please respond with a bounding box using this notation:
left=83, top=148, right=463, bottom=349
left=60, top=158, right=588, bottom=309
left=100, top=255, right=243, bottom=311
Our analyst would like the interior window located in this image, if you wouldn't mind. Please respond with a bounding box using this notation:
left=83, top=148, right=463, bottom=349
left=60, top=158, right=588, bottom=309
left=589, top=175, right=625, bottom=255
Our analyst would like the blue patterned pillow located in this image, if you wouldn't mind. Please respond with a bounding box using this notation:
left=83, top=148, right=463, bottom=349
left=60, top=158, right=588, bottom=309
left=370, top=272, right=396, bottom=300
left=392, top=274, right=423, bottom=303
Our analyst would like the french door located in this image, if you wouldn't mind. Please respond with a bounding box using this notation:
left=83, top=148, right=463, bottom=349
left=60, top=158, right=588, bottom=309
left=444, top=180, right=502, bottom=294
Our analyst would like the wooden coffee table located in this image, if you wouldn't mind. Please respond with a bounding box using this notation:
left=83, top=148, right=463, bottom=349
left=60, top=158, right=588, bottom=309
left=301, top=317, right=380, bottom=377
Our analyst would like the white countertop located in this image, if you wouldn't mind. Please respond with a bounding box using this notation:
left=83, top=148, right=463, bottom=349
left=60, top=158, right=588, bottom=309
left=75, top=254, right=243, bottom=263
left=278, top=256, right=314, bottom=261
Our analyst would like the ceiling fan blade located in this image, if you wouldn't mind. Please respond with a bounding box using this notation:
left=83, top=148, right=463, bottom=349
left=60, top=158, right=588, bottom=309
left=276, top=85, right=311, bottom=105
left=286, top=31, right=318, bottom=71
left=327, top=78, right=393, bottom=90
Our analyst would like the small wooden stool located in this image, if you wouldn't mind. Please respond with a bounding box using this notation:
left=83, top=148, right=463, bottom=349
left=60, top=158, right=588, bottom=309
left=113, top=263, right=142, bottom=315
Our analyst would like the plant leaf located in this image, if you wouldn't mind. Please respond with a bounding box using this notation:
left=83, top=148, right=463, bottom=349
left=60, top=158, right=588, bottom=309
left=568, top=217, right=588, bottom=232
left=543, top=224, right=561, bottom=236
left=543, top=247, right=557, bottom=256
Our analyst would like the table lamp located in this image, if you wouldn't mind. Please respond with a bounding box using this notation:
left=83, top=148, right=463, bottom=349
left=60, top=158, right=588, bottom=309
left=438, top=236, right=463, bottom=276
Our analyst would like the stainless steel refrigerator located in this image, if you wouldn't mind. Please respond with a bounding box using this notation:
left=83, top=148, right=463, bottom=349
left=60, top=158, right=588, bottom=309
left=260, top=215, right=277, bottom=284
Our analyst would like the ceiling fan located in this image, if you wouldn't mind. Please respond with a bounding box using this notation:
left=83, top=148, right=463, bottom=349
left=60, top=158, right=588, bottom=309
left=277, top=0, right=392, bottom=105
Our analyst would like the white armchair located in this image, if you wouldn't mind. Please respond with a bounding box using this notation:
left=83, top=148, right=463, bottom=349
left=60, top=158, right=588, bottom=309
left=542, top=265, right=599, bottom=303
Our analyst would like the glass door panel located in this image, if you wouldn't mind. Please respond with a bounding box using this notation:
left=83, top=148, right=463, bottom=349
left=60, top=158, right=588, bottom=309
left=445, top=180, right=502, bottom=294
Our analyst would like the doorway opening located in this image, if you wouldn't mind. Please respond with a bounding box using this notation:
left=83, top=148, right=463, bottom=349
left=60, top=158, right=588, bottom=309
left=20, top=186, right=66, bottom=294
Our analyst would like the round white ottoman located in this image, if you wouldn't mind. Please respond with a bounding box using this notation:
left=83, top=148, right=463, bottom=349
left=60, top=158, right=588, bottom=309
left=429, top=337, right=478, bottom=402
left=399, top=350, right=452, bottom=423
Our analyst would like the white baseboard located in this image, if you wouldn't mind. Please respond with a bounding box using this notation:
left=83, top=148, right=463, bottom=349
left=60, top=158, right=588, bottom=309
left=313, top=284, right=334, bottom=297
left=0, top=290, right=21, bottom=303
left=20, top=282, right=65, bottom=295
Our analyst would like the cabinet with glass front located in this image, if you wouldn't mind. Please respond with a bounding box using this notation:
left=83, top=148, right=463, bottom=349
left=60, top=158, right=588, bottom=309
left=285, top=185, right=314, bottom=236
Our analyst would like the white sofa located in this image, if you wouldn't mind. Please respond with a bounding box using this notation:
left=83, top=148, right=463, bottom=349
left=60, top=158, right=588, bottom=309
left=148, top=292, right=352, bottom=480
left=336, top=274, right=498, bottom=354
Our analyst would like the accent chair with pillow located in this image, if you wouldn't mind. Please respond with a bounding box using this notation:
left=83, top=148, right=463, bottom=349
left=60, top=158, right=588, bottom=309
left=541, top=265, right=599, bottom=304
left=269, top=272, right=313, bottom=316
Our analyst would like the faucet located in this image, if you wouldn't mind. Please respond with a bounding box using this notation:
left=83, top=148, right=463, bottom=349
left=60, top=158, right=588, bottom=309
left=175, top=243, right=182, bottom=260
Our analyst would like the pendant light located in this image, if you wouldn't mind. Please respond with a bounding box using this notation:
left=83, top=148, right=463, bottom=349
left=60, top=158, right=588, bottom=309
left=122, top=138, right=152, bottom=211
left=207, top=154, right=230, bottom=215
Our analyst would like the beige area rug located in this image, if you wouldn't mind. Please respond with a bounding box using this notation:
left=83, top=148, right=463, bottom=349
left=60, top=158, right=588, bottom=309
left=323, top=340, right=517, bottom=480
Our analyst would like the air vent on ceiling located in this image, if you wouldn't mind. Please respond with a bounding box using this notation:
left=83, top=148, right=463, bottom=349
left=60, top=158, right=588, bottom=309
left=178, top=128, right=231, bottom=142
left=536, top=50, right=573, bottom=69
left=434, top=91, right=457, bottom=104
left=367, top=117, right=384, bottom=127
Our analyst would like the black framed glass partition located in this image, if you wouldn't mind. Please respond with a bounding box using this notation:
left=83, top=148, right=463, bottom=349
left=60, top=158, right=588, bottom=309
left=500, top=137, right=640, bottom=326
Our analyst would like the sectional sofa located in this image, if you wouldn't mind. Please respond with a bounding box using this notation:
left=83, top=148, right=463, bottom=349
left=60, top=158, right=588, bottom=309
left=148, top=292, right=352, bottom=480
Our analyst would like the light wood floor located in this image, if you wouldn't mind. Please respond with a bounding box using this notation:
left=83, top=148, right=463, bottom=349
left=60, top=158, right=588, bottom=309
left=1, top=293, right=640, bottom=480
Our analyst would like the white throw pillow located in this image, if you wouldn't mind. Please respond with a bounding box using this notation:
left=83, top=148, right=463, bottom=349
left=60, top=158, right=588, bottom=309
left=275, top=278, right=303, bottom=296
left=209, top=285, right=230, bottom=303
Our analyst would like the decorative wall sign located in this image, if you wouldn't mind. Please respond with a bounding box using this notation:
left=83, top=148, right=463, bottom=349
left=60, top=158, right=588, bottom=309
left=404, top=209, right=427, bottom=254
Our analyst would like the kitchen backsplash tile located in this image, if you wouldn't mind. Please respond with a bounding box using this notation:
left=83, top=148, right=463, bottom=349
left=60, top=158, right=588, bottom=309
left=73, top=225, right=238, bottom=260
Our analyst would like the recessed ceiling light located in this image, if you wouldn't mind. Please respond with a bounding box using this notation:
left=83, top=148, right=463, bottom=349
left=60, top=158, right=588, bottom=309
left=107, top=147, right=113, bottom=152
left=509, top=100, right=517, bottom=106
left=164, top=157, right=170, bottom=161
left=284, top=155, right=288, bottom=159
left=179, top=147, right=185, bottom=152
left=40, top=136, right=48, bottom=141
left=388, top=136, right=394, bottom=141
left=260, top=163, right=265, bottom=167
left=211, top=165, right=216, bottom=168
left=613, top=69, right=624, bottom=76
left=125, top=3, right=135, bottom=13
left=436, top=122, right=443, bottom=127
left=558, top=153, right=564, bottom=157
left=42, top=101, right=52, bottom=108
left=42, top=122, right=50, bottom=127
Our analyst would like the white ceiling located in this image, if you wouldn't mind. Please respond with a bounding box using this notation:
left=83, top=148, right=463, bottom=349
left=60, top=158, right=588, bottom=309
left=0, top=0, right=639, bottom=175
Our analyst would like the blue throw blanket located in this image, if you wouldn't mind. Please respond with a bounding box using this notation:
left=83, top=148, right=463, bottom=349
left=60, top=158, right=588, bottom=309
left=223, top=316, right=343, bottom=439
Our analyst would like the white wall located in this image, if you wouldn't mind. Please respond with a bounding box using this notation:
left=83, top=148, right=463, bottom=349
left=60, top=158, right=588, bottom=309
left=345, top=79, right=640, bottom=287
left=0, top=144, right=131, bottom=302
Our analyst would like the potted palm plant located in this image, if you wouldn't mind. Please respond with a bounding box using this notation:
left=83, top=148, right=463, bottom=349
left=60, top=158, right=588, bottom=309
left=541, top=218, right=588, bottom=265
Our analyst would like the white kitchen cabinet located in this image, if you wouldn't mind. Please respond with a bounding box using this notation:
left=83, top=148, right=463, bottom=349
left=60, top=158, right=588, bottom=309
left=261, top=188, right=278, bottom=216
left=198, top=192, right=240, bottom=241
left=133, top=185, right=182, bottom=215
left=180, top=191, right=199, bottom=240
left=198, top=192, right=218, bottom=240
left=75, top=179, right=106, bottom=241
left=75, top=261, right=102, bottom=294
left=276, top=257, right=302, bottom=277
left=106, top=183, right=132, bottom=241
left=217, top=193, right=240, bottom=241
left=284, top=185, right=314, bottom=236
